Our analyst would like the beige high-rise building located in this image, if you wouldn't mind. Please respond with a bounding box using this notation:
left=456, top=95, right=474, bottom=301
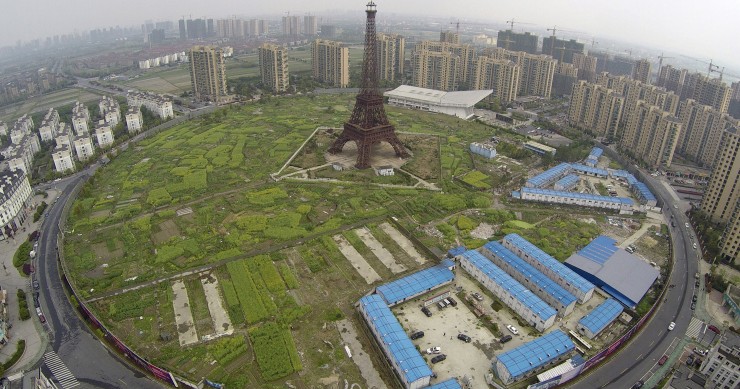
left=682, top=73, right=731, bottom=113
left=282, top=15, right=300, bottom=37
left=472, top=57, right=520, bottom=104
left=303, top=15, right=317, bottom=35
left=657, top=65, right=686, bottom=95
left=620, top=101, right=681, bottom=168
left=377, top=33, right=405, bottom=82
left=721, top=200, right=740, bottom=262
left=596, top=73, right=679, bottom=120
left=440, top=30, right=460, bottom=44
left=676, top=99, right=739, bottom=167
left=188, top=46, right=228, bottom=103
left=632, top=59, right=652, bottom=84
left=512, top=53, right=556, bottom=99
left=701, top=128, right=740, bottom=224
left=568, top=80, right=625, bottom=139
left=413, top=41, right=476, bottom=88
left=311, top=39, right=349, bottom=88
left=411, top=49, right=459, bottom=91
left=259, top=43, right=289, bottom=92
left=572, top=53, right=597, bottom=82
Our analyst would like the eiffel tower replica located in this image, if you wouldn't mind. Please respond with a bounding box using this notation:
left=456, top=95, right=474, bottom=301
left=328, top=1, right=409, bottom=169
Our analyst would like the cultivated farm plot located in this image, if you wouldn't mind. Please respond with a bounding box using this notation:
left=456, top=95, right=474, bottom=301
left=172, top=280, right=198, bottom=346
left=332, top=235, right=381, bottom=284
left=354, top=227, right=406, bottom=273
left=379, top=222, right=426, bottom=264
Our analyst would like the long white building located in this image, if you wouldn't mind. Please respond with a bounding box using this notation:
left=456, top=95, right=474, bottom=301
left=0, top=170, right=33, bottom=240
left=385, top=85, right=492, bottom=120
left=126, top=91, right=174, bottom=119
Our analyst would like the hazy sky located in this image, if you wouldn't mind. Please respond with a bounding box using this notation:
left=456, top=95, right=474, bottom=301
left=3, top=0, right=739, bottom=72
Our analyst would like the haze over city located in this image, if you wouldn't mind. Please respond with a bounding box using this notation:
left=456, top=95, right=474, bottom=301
left=3, top=0, right=740, bottom=71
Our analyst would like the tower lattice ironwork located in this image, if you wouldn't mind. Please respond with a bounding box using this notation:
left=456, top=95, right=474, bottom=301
left=328, top=1, right=409, bottom=169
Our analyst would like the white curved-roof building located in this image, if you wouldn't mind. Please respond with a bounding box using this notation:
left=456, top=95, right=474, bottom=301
left=384, top=85, right=492, bottom=119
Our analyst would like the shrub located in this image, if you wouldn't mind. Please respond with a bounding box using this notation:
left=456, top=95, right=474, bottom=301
left=2, top=339, right=25, bottom=370
left=17, top=289, right=30, bottom=320
left=13, top=241, right=32, bottom=268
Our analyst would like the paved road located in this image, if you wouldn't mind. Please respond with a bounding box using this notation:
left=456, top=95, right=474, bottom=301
left=35, top=172, right=162, bottom=388
left=568, top=174, right=698, bottom=388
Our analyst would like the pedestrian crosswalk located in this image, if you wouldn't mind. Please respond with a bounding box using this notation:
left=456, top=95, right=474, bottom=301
left=686, top=317, right=704, bottom=339
left=44, top=351, right=80, bottom=389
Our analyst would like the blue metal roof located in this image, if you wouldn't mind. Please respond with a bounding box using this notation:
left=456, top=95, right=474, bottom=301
left=503, top=234, right=595, bottom=295
left=577, top=235, right=619, bottom=265
left=554, top=174, right=579, bottom=189
left=521, top=187, right=634, bottom=206
left=589, top=147, right=603, bottom=158
left=484, top=241, right=577, bottom=308
left=448, top=246, right=467, bottom=257
left=496, top=330, right=575, bottom=378
left=460, top=250, right=556, bottom=321
left=633, top=182, right=656, bottom=203
left=578, top=298, right=624, bottom=335
left=376, top=262, right=454, bottom=306
left=571, top=163, right=609, bottom=177
left=358, top=295, right=433, bottom=383
left=526, top=163, right=572, bottom=188
left=425, top=378, right=463, bottom=389
left=609, top=170, right=631, bottom=178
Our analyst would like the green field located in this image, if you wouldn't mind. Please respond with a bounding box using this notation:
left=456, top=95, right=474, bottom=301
left=0, top=88, right=104, bottom=122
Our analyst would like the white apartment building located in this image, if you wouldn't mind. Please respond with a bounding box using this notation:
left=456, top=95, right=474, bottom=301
left=72, top=101, right=90, bottom=135
left=125, top=106, right=144, bottom=133
left=0, top=122, right=7, bottom=137
left=94, top=121, right=114, bottom=148
left=55, top=123, right=73, bottom=149
left=126, top=91, right=174, bottom=119
left=38, top=108, right=60, bottom=142
left=73, top=135, right=95, bottom=161
left=0, top=170, right=33, bottom=240
left=700, top=331, right=740, bottom=389
left=52, top=145, right=75, bottom=173
left=1, top=134, right=40, bottom=174
left=99, top=96, right=121, bottom=126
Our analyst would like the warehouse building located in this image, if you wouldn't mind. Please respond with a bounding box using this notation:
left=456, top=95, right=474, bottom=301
left=492, top=330, right=575, bottom=384
left=469, top=142, right=497, bottom=159
left=526, top=163, right=572, bottom=188
left=384, top=85, right=492, bottom=120
left=564, top=236, right=659, bottom=308
left=553, top=174, right=579, bottom=191
left=458, top=250, right=557, bottom=332
left=375, top=260, right=455, bottom=307
left=481, top=241, right=577, bottom=317
left=576, top=298, right=624, bottom=339
left=357, top=294, right=433, bottom=389
left=584, top=147, right=603, bottom=167
left=515, top=187, right=635, bottom=212
left=524, top=140, right=556, bottom=156
left=502, top=234, right=595, bottom=303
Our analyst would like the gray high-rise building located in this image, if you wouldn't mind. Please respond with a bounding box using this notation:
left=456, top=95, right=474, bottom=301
left=541, top=37, right=584, bottom=63
left=189, top=46, right=228, bottom=103
left=496, top=30, right=538, bottom=54
left=178, top=19, right=187, bottom=40
left=303, top=15, right=318, bottom=35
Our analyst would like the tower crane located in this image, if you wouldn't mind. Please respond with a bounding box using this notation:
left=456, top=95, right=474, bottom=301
left=657, top=53, right=674, bottom=71
left=505, top=19, right=534, bottom=31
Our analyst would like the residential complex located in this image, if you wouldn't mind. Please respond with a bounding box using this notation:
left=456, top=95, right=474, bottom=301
left=632, top=59, right=652, bottom=84
left=619, top=101, right=682, bottom=168
left=188, top=45, right=229, bottom=103
left=94, top=121, right=115, bottom=148
left=281, top=15, right=300, bottom=37
left=682, top=73, right=731, bottom=113
left=125, top=106, right=144, bottom=133
left=721, top=202, right=740, bottom=263
left=699, top=331, right=740, bottom=388
left=311, top=39, right=349, bottom=88
left=258, top=43, right=289, bottom=93
left=376, top=33, right=405, bottom=82
left=701, top=128, right=740, bottom=224
left=0, top=170, right=33, bottom=239
left=496, top=30, right=538, bottom=53
left=439, top=30, right=460, bottom=44
left=471, top=57, right=520, bottom=103
left=541, top=36, right=584, bottom=63
left=676, top=99, right=738, bottom=167
left=98, top=96, right=121, bottom=126
left=71, top=101, right=90, bottom=134
left=126, top=91, right=174, bottom=119
left=568, top=80, right=625, bottom=139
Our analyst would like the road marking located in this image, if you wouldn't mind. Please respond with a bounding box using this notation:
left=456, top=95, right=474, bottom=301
left=44, top=351, right=80, bottom=389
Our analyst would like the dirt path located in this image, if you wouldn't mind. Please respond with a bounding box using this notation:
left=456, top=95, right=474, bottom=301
left=379, top=222, right=426, bottom=265
left=172, top=280, right=198, bottom=346
left=333, top=235, right=381, bottom=284
left=354, top=227, right=406, bottom=274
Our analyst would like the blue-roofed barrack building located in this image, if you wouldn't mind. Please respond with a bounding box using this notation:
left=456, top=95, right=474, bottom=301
left=357, top=294, right=434, bottom=389
left=584, top=147, right=603, bottom=167
left=517, top=187, right=635, bottom=212
left=481, top=241, right=577, bottom=317
left=424, top=378, right=462, bottom=389
left=502, top=234, right=595, bottom=304
left=576, top=298, right=624, bottom=339
left=553, top=174, right=580, bottom=191
left=526, top=162, right=572, bottom=188
left=457, top=250, right=557, bottom=332
left=571, top=163, right=608, bottom=178
left=492, top=330, right=575, bottom=384
left=565, top=235, right=659, bottom=308
left=376, top=260, right=455, bottom=306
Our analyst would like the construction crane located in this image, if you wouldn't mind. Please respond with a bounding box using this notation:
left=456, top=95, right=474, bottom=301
left=657, top=53, right=674, bottom=71
left=590, top=38, right=599, bottom=48
left=624, top=49, right=633, bottom=57
left=449, top=19, right=491, bottom=34
left=505, top=19, right=534, bottom=31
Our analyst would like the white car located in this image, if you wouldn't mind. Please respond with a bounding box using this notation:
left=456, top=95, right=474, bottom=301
left=506, top=325, right=519, bottom=335
left=685, top=222, right=690, bottom=228
left=426, top=347, right=441, bottom=354
left=693, top=243, right=697, bottom=249
left=668, top=322, right=675, bottom=331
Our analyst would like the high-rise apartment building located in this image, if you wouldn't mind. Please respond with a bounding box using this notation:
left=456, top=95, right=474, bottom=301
left=439, top=30, right=460, bottom=44
left=186, top=19, right=207, bottom=39
left=682, top=73, right=731, bottom=113
left=552, top=62, right=578, bottom=97
left=568, top=80, right=625, bottom=139
left=620, top=101, right=682, bottom=168
left=282, top=15, right=300, bottom=37
left=676, top=99, right=739, bottom=167
left=188, top=46, right=228, bottom=103
left=303, top=16, right=318, bottom=35
left=472, top=57, right=520, bottom=104
left=701, top=128, right=740, bottom=223
left=541, top=37, right=584, bottom=64
left=178, top=19, right=187, bottom=40
left=572, top=53, right=597, bottom=82
left=721, top=201, right=740, bottom=263
left=508, top=52, right=556, bottom=98
left=632, top=59, right=652, bottom=84
left=311, top=39, right=349, bottom=88
left=411, top=49, right=459, bottom=91
left=656, top=65, right=687, bottom=95
left=496, top=30, right=538, bottom=54
left=376, top=33, right=405, bottom=82
left=259, top=43, right=289, bottom=92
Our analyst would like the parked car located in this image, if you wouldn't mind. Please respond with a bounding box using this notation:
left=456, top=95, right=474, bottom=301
left=693, top=348, right=708, bottom=356
left=668, top=322, right=675, bottom=331
left=692, top=295, right=698, bottom=302
left=499, top=335, right=512, bottom=344
left=686, top=355, right=694, bottom=365
left=447, top=297, right=457, bottom=307
left=410, top=331, right=424, bottom=340
left=506, top=325, right=519, bottom=335
left=685, top=222, right=690, bottom=228
left=691, top=302, right=696, bottom=310
left=430, top=354, right=446, bottom=364
left=631, top=380, right=644, bottom=389
left=658, top=355, right=668, bottom=365
left=421, top=307, right=432, bottom=317
left=32, top=280, right=40, bottom=290
left=471, top=293, right=484, bottom=301
left=708, top=325, right=720, bottom=334
left=457, top=334, right=471, bottom=343
left=425, top=347, right=441, bottom=354
left=38, top=314, right=46, bottom=324
left=29, top=230, right=40, bottom=241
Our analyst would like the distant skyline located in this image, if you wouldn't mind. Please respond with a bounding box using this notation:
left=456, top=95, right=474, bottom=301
left=2, top=0, right=739, bottom=74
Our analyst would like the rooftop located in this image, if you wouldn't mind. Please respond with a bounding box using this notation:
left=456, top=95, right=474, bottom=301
left=460, top=250, right=556, bottom=321
left=425, top=378, right=462, bottom=389
left=524, top=140, right=557, bottom=153
left=520, top=187, right=635, bottom=206
left=375, top=261, right=454, bottom=306
left=571, top=163, right=609, bottom=177
left=385, top=85, right=493, bottom=108
left=577, top=298, right=624, bottom=335
left=496, top=330, right=575, bottom=378
left=527, top=163, right=572, bottom=188
left=554, top=174, right=579, bottom=188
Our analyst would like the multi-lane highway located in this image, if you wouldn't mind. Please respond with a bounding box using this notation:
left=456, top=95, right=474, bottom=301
left=569, top=175, right=700, bottom=388
left=35, top=171, right=161, bottom=388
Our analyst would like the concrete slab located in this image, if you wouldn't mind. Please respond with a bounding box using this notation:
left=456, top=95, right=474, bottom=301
left=379, top=222, right=426, bottom=265
left=171, top=280, right=198, bottom=346
left=354, top=227, right=406, bottom=274
left=332, top=235, right=381, bottom=284
left=200, top=273, right=233, bottom=336
left=336, top=319, right=385, bottom=389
